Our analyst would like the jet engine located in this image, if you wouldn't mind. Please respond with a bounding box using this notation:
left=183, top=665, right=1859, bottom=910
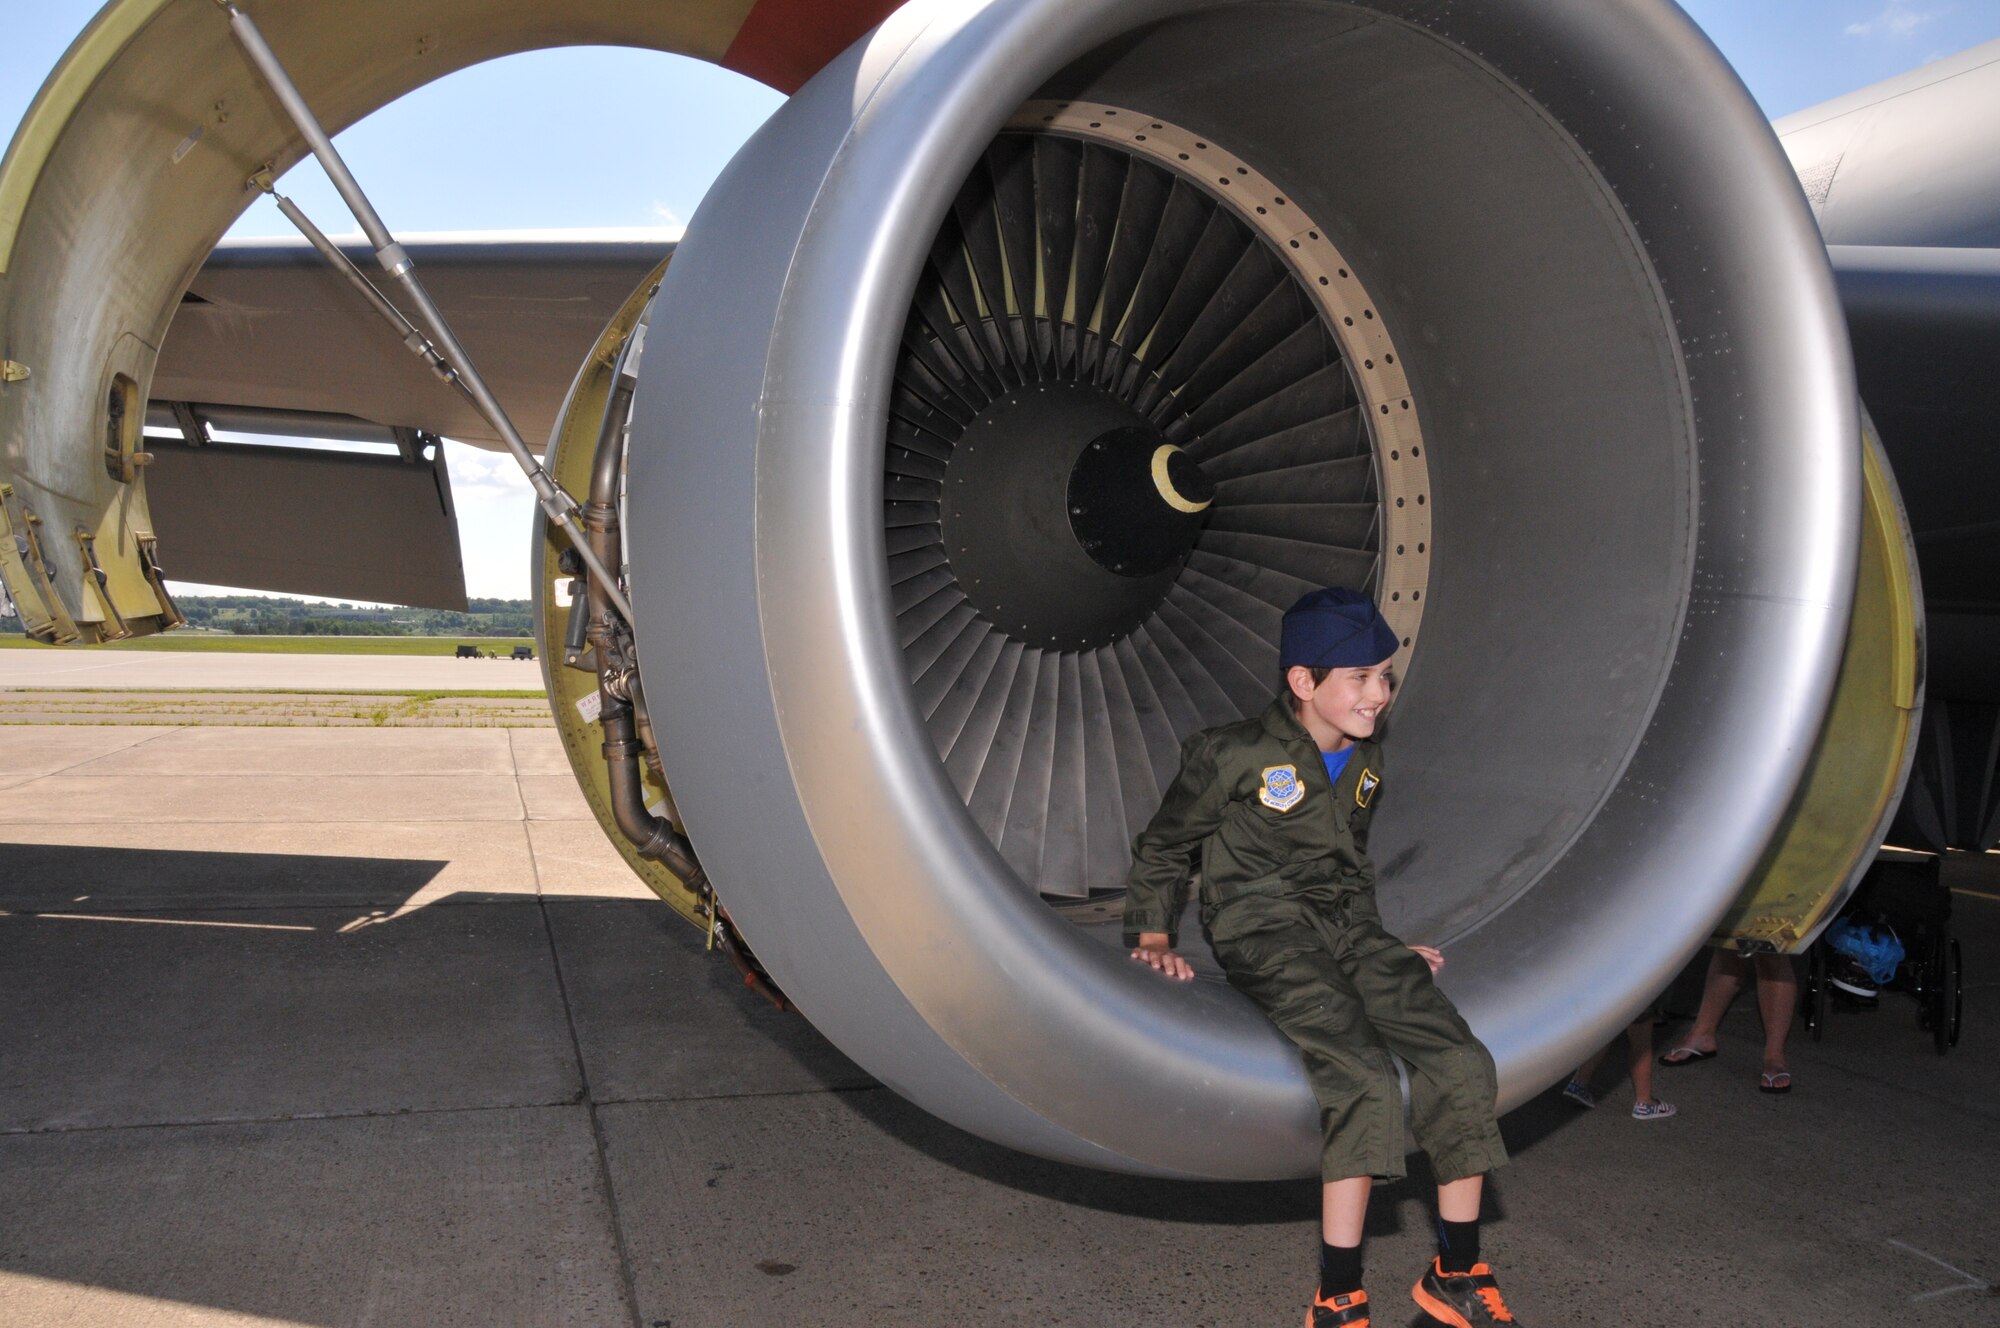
left=1, top=0, right=1920, bottom=1181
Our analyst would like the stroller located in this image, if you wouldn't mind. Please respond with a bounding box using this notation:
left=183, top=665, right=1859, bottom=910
left=1802, top=851, right=1963, bottom=1053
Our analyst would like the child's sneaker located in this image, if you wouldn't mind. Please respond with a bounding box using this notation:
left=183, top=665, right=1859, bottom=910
left=1306, top=1286, right=1370, bottom=1326
left=1412, top=1257, right=1520, bottom=1326
left=1560, top=1080, right=1596, bottom=1109
left=1631, top=1098, right=1677, bottom=1121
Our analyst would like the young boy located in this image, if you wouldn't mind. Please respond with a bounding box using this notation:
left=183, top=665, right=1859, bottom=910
left=1123, top=587, right=1519, bottom=1327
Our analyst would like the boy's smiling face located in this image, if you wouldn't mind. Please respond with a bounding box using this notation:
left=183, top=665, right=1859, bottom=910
left=1288, top=660, right=1395, bottom=753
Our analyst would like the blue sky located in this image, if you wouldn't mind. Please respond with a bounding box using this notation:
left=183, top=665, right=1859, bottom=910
left=5, top=0, right=1998, bottom=601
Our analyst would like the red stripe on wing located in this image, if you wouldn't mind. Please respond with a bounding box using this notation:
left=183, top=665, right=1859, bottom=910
left=722, top=0, right=909, bottom=93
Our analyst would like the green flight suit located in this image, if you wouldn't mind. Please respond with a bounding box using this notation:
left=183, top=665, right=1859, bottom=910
left=1123, top=698, right=1506, bottom=1184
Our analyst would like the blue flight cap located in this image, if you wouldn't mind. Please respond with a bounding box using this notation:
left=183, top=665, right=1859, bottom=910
left=1279, top=587, right=1399, bottom=669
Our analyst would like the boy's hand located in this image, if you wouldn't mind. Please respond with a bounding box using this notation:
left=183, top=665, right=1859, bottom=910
left=1131, top=933, right=1194, bottom=982
left=1410, top=944, right=1445, bottom=975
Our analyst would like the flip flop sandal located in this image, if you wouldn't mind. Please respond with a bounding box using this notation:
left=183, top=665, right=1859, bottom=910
left=1759, top=1071, right=1792, bottom=1094
left=1658, top=1046, right=1717, bottom=1067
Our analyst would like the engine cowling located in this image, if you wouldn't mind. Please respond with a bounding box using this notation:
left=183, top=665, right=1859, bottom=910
left=623, top=0, right=1888, bottom=1179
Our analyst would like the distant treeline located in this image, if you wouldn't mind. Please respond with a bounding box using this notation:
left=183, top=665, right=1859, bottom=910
left=4, top=594, right=533, bottom=638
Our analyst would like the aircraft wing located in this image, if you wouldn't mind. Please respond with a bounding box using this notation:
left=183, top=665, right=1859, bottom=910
left=157, top=230, right=677, bottom=450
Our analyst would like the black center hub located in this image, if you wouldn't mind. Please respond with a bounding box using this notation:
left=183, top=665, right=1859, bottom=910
left=940, top=382, right=1212, bottom=651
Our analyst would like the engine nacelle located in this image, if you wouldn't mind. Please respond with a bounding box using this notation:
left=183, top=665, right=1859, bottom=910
left=625, top=0, right=1886, bottom=1179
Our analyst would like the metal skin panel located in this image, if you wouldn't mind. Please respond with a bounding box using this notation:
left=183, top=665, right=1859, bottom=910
left=140, top=437, right=469, bottom=611
left=628, top=0, right=1858, bottom=1177
left=1775, top=38, right=2000, bottom=248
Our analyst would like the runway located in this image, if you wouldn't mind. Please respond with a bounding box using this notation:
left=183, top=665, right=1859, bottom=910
left=0, top=646, right=545, bottom=692
left=0, top=719, right=1994, bottom=1326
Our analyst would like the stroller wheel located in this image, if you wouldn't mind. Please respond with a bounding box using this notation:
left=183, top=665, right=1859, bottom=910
left=1933, top=935, right=1962, bottom=1054
left=1804, top=941, right=1827, bottom=1041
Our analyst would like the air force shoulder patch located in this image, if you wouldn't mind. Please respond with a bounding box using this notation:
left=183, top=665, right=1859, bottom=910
left=1355, top=767, right=1381, bottom=809
left=1259, top=764, right=1304, bottom=812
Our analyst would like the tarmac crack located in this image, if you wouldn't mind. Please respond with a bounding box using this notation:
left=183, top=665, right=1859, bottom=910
left=0, top=1097, right=596, bottom=1138
left=536, top=860, right=648, bottom=1328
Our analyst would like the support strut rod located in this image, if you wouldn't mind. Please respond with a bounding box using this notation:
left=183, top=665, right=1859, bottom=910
left=216, top=0, right=634, bottom=623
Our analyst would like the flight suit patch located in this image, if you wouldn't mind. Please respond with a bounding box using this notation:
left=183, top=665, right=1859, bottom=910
left=1355, top=768, right=1380, bottom=808
left=1260, top=764, right=1304, bottom=812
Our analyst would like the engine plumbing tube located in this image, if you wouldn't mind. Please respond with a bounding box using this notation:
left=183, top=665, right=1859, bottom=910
left=582, top=329, right=702, bottom=886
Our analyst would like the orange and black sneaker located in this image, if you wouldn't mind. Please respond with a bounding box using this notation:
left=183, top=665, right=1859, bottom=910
left=1411, top=1258, right=1519, bottom=1326
left=1306, top=1286, right=1370, bottom=1326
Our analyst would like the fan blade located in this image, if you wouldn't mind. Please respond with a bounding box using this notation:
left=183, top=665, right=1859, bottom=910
left=1156, top=588, right=1271, bottom=716
left=1195, top=530, right=1378, bottom=592
left=1148, top=241, right=1289, bottom=406
left=1176, top=323, right=1336, bottom=446
left=1211, top=452, right=1374, bottom=507
left=1127, top=205, right=1255, bottom=399
left=905, top=599, right=983, bottom=681
left=953, top=176, right=1028, bottom=382
left=1204, top=501, right=1379, bottom=551
left=897, top=579, right=965, bottom=649
left=1106, top=181, right=1214, bottom=384
left=1128, top=623, right=1207, bottom=737
left=928, top=626, right=1009, bottom=759
left=1167, top=579, right=1280, bottom=684
left=987, top=134, right=1046, bottom=371
left=957, top=642, right=1036, bottom=825
left=1184, top=548, right=1319, bottom=613
left=1034, top=134, right=1083, bottom=374
left=1069, top=143, right=1130, bottom=376
left=1188, top=360, right=1354, bottom=463
left=1175, top=560, right=1287, bottom=645
left=1200, top=408, right=1368, bottom=484
left=1034, top=652, right=1092, bottom=896
left=892, top=563, right=959, bottom=615
left=994, top=650, right=1060, bottom=883
left=1092, top=159, right=1175, bottom=369
left=1144, top=603, right=1249, bottom=723
left=1110, top=636, right=1182, bottom=799
left=884, top=499, right=940, bottom=530
left=1078, top=648, right=1141, bottom=887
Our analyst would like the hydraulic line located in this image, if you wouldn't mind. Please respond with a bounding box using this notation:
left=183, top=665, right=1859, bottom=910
left=579, top=316, right=702, bottom=880
left=214, top=0, right=633, bottom=624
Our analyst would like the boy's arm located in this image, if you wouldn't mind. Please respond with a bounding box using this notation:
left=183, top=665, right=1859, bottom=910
left=1121, top=731, right=1230, bottom=948
left=1351, top=743, right=1385, bottom=855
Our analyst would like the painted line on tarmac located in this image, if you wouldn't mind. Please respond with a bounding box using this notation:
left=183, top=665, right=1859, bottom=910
left=1887, top=1238, right=1996, bottom=1301
left=19, top=911, right=317, bottom=932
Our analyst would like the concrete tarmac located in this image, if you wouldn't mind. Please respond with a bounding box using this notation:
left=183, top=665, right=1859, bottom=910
left=0, top=723, right=1995, bottom=1327
left=0, top=647, right=544, bottom=692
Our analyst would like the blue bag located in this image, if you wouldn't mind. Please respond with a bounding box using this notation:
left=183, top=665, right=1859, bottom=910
left=1825, top=916, right=1905, bottom=986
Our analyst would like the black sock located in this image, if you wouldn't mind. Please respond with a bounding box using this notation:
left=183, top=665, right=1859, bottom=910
left=1435, top=1216, right=1480, bottom=1273
left=1319, top=1241, right=1364, bottom=1297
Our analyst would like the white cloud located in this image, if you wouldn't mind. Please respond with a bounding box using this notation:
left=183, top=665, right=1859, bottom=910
left=1845, top=0, right=1942, bottom=38
left=443, top=440, right=538, bottom=598
left=649, top=200, right=684, bottom=227
left=444, top=439, right=536, bottom=503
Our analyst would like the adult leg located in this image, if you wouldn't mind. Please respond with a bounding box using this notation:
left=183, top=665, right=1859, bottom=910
left=1627, top=1017, right=1656, bottom=1103
left=1663, top=946, right=1745, bottom=1060
left=1753, top=952, right=1797, bottom=1085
